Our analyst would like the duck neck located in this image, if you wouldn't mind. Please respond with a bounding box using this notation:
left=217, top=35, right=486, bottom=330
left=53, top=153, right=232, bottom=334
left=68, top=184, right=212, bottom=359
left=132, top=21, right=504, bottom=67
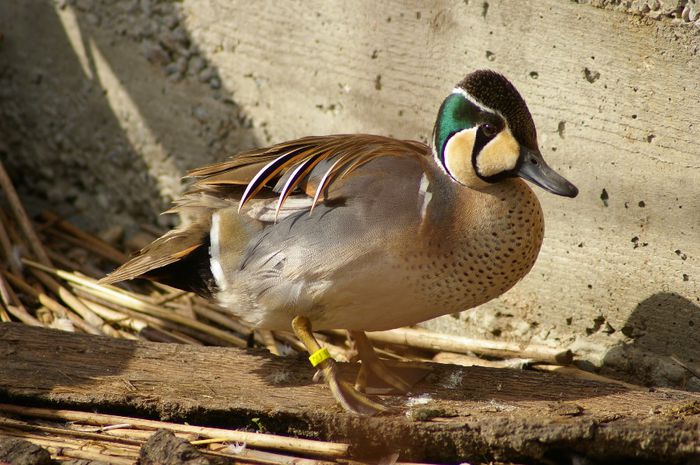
left=421, top=172, right=544, bottom=251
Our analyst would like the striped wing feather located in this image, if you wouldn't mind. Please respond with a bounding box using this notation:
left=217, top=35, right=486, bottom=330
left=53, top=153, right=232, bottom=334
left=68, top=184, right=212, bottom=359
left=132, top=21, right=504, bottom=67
left=188, top=135, right=429, bottom=208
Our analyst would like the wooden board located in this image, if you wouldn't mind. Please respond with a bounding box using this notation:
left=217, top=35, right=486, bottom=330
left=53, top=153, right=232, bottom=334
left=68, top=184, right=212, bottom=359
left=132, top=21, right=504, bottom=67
left=1, top=323, right=698, bottom=463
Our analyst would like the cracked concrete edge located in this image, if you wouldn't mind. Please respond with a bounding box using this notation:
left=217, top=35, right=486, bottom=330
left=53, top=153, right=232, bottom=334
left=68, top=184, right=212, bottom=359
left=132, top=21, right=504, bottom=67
left=577, top=0, right=700, bottom=24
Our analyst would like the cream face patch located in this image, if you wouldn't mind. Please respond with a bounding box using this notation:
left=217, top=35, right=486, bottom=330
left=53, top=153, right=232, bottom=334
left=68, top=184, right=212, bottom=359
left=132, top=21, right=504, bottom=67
left=443, top=127, right=481, bottom=186
left=475, top=127, right=519, bottom=177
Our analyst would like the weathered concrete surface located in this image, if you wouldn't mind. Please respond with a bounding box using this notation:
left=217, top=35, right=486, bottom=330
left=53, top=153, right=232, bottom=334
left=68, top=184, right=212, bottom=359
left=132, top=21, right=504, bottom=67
left=0, top=0, right=259, bottom=230
left=0, top=1, right=698, bottom=390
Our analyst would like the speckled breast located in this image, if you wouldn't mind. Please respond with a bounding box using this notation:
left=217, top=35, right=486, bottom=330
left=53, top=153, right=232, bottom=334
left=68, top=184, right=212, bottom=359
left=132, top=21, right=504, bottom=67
left=399, top=179, right=545, bottom=319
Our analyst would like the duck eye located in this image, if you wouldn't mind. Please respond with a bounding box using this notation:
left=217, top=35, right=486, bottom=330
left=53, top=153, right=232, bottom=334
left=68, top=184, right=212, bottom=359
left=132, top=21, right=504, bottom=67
left=482, top=123, right=498, bottom=138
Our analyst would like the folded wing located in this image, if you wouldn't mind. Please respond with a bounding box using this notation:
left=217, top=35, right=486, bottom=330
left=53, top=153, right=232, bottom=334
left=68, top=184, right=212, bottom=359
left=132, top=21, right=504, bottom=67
left=99, top=134, right=430, bottom=293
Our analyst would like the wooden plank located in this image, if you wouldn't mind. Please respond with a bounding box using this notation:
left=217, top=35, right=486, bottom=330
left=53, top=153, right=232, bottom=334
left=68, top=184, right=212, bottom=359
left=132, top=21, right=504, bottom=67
left=0, top=323, right=698, bottom=463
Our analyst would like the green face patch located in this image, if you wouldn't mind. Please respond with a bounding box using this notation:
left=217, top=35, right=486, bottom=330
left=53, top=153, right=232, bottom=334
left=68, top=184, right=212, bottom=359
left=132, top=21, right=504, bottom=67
left=434, top=93, right=481, bottom=166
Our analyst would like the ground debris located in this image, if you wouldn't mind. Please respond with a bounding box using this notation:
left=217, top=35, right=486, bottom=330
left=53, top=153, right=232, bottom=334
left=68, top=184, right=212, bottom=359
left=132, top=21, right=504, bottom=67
left=0, top=436, right=51, bottom=465
left=139, top=429, right=225, bottom=465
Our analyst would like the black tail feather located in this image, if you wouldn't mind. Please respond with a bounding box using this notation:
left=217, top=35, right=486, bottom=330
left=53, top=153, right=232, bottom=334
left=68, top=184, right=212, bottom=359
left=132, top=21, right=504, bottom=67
left=142, top=236, right=217, bottom=298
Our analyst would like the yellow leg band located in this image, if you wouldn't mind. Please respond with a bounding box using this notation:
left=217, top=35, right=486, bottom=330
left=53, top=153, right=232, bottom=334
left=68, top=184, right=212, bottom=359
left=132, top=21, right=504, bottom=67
left=309, top=347, right=332, bottom=367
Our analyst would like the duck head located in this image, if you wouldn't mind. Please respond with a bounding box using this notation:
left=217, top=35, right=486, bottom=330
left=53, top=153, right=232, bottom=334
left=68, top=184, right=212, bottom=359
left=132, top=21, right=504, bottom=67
left=433, top=70, right=578, bottom=198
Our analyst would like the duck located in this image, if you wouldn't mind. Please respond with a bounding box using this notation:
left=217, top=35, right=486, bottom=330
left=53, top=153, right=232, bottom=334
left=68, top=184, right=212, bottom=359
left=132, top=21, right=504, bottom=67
left=101, top=69, right=578, bottom=415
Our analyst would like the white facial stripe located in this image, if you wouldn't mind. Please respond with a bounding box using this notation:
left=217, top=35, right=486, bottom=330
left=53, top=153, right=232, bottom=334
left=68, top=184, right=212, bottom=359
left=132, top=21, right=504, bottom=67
left=451, top=88, right=501, bottom=120
left=475, top=127, right=520, bottom=177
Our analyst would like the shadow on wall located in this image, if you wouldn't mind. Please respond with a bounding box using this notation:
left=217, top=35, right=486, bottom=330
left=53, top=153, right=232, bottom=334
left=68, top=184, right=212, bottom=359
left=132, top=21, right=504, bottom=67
left=0, top=0, right=258, bottom=230
left=600, top=292, right=700, bottom=391
left=0, top=0, right=258, bottom=390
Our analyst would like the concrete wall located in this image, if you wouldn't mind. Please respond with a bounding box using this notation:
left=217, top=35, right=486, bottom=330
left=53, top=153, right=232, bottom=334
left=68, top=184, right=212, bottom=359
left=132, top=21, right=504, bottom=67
left=1, top=0, right=698, bottom=389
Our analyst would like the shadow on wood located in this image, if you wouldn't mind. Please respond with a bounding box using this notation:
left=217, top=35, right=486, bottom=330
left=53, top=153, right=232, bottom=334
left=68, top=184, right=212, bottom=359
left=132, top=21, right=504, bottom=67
left=1, top=323, right=698, bottom=463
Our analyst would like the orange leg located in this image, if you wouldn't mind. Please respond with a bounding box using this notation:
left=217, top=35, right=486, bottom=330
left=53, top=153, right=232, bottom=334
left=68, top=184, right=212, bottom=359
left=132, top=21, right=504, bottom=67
left=349, top=330, right=412, bottom=393
left=291, top=316, right=386, bottom=415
